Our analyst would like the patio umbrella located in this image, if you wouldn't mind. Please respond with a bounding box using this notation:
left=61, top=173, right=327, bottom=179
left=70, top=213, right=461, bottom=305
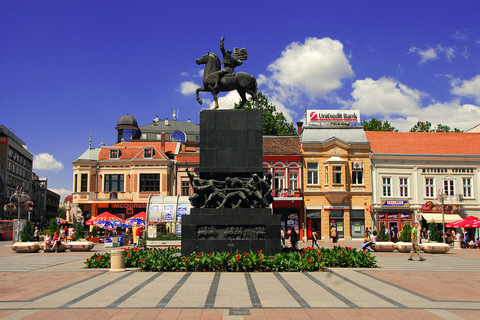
left=125, top=211, right=146, bottom=227
left=446, top=216, right=479, bottom=228
left=85, top=211, right=126, bottom=225
left=56, top=218, right=72, bottom=225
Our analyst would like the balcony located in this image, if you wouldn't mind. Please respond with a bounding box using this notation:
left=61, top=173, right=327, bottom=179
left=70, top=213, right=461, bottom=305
left=89, top=191, right=134, bottom=201
left=272, top=189, right=302, bottom=198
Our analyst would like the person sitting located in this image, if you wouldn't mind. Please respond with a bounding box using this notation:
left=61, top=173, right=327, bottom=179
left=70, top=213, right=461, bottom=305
left=360, top=231, right=374, bottom=252
left=40, top=232, right=52, bottom=253
left=51, top=231, right=62, bottom=253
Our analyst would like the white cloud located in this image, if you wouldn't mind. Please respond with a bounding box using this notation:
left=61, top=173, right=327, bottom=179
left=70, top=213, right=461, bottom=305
left=409, top=45, right=455, bottom=64
left=261, top=37, right=354, bottom=104
left=49, top=188, right=72, bottom=202
left=351, top=77, right=424, bottom=116
left=450, top=75, right=480, bottom=103
left=453, top=30, right=467, bottom=41
left=179, top=81, right=198, bottom=95
left=33, top=153, right=64, bottom=172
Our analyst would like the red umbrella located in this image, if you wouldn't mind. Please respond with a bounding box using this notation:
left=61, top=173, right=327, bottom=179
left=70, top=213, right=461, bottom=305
left=85, top=211, right=125, bottom=225
left=446, top=216, right=479, bottom=228
left=125, top=211, right=146, bottom=227
left=471, top=220, right=480, bottom=228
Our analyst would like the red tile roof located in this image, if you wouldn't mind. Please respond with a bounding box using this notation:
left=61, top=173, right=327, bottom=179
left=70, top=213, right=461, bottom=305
left=98, top=141, right=177, bottom=160
left=263, top=136, right=301, bottom=155
left=365, top=131, right=480, bottom=155
left=177, top=151, right=199, bottom=163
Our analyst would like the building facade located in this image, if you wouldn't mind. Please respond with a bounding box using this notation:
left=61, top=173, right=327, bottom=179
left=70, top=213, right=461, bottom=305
left=300, top=124, right=373, bottom=241
left=367, top=132, right=480, bottom=234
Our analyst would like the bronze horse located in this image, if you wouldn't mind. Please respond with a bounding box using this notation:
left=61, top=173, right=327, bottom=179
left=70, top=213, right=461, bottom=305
left=195, top=53, right=258, bottom=109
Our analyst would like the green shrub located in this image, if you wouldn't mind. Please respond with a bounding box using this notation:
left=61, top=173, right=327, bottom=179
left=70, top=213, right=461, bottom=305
left=20, top=220, right=34, bottom=242
left=399, top=223, right=412, bottom=242
left=48, top=218, right=59, bottom=236
left=91, top=226, right=98, bottom=237
left=428, top=222, right=441, bottom=242
left=74, top=222, right=85, bottom=239
left=376, top=222, right=390, bottom=241
left=84, top=246, right=377, bottom=271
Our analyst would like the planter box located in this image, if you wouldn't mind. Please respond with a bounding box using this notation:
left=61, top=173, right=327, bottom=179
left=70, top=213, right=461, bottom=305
left=373, top=241, right=396, bottom=252
left=147, top=240, right=181, bottom=248
left=420, top=242, right=451, bottom=253
left=65, top=241, right=95, bottom=251
left=43, top=243, right=67, bottom=252
left=395, top=242, right=413, bottom=253
left=87, top=237, right=100, bottom=243
left=11, top=242, right=41, bottom=253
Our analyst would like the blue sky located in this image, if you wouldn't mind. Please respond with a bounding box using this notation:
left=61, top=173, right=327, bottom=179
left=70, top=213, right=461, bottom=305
left=1, top=0, right=480, bottom=200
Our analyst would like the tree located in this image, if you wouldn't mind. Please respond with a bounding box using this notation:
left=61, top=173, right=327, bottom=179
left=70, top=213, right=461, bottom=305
left=362, top=118, right=398, bottom=131
left=399, top=223, right=412, bottom=242
left=58, top=207, right=66, bottom=219
left=74, top=222, right=85, bottom=240
left=48, top=218, right=59, bottom=235
left=410, top=121, right=432, bottom=132
left=428, top=222, right=441, bottom=242
left=376, top=222, right=390, bottom=241
left=234, top=91, right=297, bottom=135
left=20, top=220, right=34, bottom=242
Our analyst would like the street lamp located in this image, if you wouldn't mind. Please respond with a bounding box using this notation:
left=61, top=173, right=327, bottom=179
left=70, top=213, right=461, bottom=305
left=437, top=189, right=447, bottom=244
left=9, top=187, right=33, bottom=243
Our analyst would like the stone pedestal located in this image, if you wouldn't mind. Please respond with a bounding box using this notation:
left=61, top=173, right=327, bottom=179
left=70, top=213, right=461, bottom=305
left=109, top=249, right=126, bottom=272
left=181, top=109, right=281, bottom=256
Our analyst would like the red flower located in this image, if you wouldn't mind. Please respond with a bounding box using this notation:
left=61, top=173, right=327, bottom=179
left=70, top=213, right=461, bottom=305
left=259, top=250, right=263, bottom=253
left=196, top=254, right=200, bottom=258
left=236, top=255, right=241, bottom=260
left=184, top=257, right=188, bottom=261
left=127, top=254, right=130, bottom=257
left=318, top=258, right=321, bottom=262
left=148, top=250, right=152, bottom=253
left=86, top=258, right=89, bottom=262
left=308, top=258, right=312, bottom=263
left=207, top=253, right=211, bottom=257
left=318, top=252, right=321, bottom=255
left=139, top=259, right=143, bottom=262
left=340, top=253, right=343, bottom=256
left=244, top=253, right=248, bottom=257
left=348, top=247, right=352, bottom=251
left=259, top=257, right=263, bottom=261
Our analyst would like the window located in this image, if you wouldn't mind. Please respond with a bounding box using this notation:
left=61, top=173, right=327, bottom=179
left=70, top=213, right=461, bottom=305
left=289, top=171, right=298, bottom=190
left=81, top=174, right=88, bottom=192
left=274, top=172, right=285, bottom=190
left=382, top=177, right=391, bottom=197
left=171, top=131, right=186, bottom=142
left=399, top=178, right=409, bottom=197
left=74, top=174, right=78, bottom=193
left=104, top=175, right=124, bottom=192
left=140, top=174, right=160, bottom=192
left=182, top=181, right=190, bottom=196
left=352, top=163, right=363, bottom=185
left=325, top=166, right=329, bottom=184
left=462, top=178, right=472, bottom=198
left=425, top=178, right=435, bottom=198
left=333, top=166, right=342, bottom=184
left=307, top=163, right=318, bottom=185
left=444, top=179, right=454, bottom=196
left=110, top=149, right=120, bottom=159
left=144, top=148, right=154, bottom=158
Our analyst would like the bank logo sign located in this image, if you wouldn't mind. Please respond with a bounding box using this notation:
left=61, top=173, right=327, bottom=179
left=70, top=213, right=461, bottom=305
left=308, top=110, right=360, bottom=123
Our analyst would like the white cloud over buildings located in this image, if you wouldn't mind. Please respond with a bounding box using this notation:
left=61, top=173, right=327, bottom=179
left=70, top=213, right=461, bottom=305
left=33, top=153, right=64, bottom=173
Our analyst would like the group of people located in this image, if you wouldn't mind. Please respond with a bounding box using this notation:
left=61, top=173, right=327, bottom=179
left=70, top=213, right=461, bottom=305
left=40, top=231, right=62, bottom=253
left=360, top=227, right=377, bottom=251
left=281, top=226, right=301, bottom=250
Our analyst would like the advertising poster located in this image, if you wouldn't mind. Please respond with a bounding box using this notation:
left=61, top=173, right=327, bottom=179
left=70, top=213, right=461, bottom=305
left=177, top=203, right=188, bottom=222
left=163, top=205, right=174, bottom=221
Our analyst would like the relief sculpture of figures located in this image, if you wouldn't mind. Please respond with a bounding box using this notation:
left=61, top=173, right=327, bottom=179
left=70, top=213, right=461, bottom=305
left=195, top=36, right=258, bottom=110
left=185, top=168, right=274, bottom=209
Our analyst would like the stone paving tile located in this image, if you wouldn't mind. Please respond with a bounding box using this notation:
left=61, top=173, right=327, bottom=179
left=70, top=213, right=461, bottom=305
left=154, top=308, right=182, bottom=319
left=363, top=270, right=480, bottom=301
left=448, top=309, right=480, bottom=320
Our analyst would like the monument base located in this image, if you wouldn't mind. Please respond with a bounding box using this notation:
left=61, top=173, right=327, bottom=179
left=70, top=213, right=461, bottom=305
left=181, top=208, right=281, bottom=256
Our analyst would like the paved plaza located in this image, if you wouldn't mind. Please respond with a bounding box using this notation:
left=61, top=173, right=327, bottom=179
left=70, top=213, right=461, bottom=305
left=0, top=239, right=479, bottom=319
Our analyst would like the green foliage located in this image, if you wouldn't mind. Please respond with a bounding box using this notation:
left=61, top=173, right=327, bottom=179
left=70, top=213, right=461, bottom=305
left=410, top=121, right=462, bottom=132
left=376, top=222, right=390, bottom=241
left=362, top=118, right=398, bottom=131
left=48, top=218, right=59, bottom=235
left=84, top=246, right=377, bottom=271
left=428, top=222, right=441, bottom=242
left=57, top=207, right=67, bottom=219
left=91, top=226, right=98, bottom=237
left=74, top=223, right=85, bottom=239
left=147, top=233, right=180, bottom=241
left=234, top=91, right=297, bottom=136
left=20, top=220, right=34, bottom=242
left=399, top=223, right=412, bottom=242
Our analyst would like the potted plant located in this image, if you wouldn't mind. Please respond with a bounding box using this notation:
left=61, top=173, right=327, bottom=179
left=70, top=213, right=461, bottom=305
left=4, top=203, right=16, bottom=211
left=11, top=220, right=41, bottom=253
left=24, top=201, right=34, bottom=209
left=373, top=222, right=396, bottom=252
left=395, top=223, right=413, bottom=252
left=420, top=222, right=450, bottom=253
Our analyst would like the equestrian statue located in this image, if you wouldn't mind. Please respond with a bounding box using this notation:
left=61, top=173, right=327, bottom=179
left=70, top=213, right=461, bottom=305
left=196, top=37, right=258, bottom=109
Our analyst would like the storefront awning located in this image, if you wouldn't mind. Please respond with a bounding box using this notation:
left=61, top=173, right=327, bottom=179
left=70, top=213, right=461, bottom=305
left=421, top=213, right=461, bottom=223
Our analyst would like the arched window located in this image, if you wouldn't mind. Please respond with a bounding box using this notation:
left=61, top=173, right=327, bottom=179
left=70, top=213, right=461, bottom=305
left=171, top=131, right=186, bottom=142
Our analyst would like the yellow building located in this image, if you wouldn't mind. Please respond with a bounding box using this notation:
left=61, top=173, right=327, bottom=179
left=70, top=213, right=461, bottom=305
left=300, top=121, right=372, bottom=242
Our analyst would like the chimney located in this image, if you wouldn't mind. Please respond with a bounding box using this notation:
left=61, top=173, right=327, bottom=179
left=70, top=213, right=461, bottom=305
left=296, top=121, right=304, bottom=134
left=161, top=131, right=165, bottom=152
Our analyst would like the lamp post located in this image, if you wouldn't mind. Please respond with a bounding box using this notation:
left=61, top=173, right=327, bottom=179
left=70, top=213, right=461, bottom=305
left=437, top=189, right=447, bottom=244
left=9, top=187, right=33, bottom=243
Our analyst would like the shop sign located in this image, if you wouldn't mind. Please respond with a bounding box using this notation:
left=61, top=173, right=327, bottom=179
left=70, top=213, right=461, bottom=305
left=401, top=213, right=412, bottom=219
left=308, top=110, right=360, bottom=123
left=421, top=168, right=474, bottom=174
left=387, top=214, right=399, bottom=219
left=112, top=203, right=147, bottom=209
left=324, top=206, right=349, bottom=210
left=381, top=200, right=409, bottom=207
left=422, top=201, right=461, bottom=214
left=378, top=213, right=385, bottom=219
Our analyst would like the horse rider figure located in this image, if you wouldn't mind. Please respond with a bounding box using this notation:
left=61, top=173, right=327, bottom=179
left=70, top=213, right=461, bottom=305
left=214, top=36, right=247, bottom=92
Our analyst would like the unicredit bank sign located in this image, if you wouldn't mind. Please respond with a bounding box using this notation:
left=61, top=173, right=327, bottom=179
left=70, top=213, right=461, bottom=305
left=308, top=110, right=360, bottom=124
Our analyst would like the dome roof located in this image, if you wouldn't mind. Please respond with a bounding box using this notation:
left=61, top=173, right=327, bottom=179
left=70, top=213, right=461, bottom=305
left=117, top=114, right=138, bottom=127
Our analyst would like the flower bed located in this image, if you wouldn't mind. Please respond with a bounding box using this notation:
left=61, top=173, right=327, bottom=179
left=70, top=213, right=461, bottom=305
left=84, top=246, right=377, bottom=271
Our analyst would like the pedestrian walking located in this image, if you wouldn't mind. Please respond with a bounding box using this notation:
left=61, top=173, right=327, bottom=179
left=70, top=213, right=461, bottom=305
left=331, top=224, right=337, bottom=243
left=311, top=228, right=320, bottom=249
left=290, top=227, right=299, bottom=251
left=408, top=222, right=425, bottom=261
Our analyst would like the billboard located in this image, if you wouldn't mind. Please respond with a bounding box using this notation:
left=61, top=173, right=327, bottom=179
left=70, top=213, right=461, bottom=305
left=308, top=110, right=360, bottom=124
